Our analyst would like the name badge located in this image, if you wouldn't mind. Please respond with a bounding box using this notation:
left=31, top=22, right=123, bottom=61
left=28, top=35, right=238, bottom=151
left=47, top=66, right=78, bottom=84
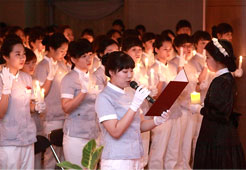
left=25, top=86, right=32, bottom=94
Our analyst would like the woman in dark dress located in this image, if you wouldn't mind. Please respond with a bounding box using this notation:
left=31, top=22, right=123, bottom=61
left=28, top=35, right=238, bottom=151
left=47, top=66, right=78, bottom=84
left=193, top=38, right=246, bottom=169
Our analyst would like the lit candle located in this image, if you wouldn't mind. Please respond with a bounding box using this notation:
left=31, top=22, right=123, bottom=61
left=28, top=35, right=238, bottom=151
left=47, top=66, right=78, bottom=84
left=180, top=47, right=184, bottom=57
left=137, top=63, right=140, bottom=73
left=35, top=80, right=41, bottom=102
left=190, top=91, right=201, bottom=104
left=239, top=56, right=243, bottom=69
left=192, top=50, right=197, bottom=56
left=145, top=58, right=149, bottom=69
left=150, top=68, right=154, bottom=87
left=40, top=88, right=45, bottom=102
left=202, top=49, right=206, bottom=57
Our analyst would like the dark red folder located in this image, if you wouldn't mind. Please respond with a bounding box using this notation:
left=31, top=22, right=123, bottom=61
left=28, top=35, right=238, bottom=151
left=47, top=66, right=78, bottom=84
left=146, top=69, right=188, bottom=116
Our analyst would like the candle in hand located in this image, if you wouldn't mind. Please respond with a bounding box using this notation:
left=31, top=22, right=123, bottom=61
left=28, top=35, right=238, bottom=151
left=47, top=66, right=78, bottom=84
left=150, top=68, right=154, bottom=87
left=40, top=88, right=45, bottom=102
left=190, top=91, right=200, bottom=104
left=145, top=58, right=149, bottom=69
left=180, top=47, right=184, bottom=57
left=239, top=56, right=243, bottom=69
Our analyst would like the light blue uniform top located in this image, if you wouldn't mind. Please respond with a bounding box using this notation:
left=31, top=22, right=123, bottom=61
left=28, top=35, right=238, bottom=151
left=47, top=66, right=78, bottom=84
left=34, top=56, right=70, bottom=121
left=95, top=82, right=143, bottom=160
left=0, top=71, right=36, bottom=146
left=60, top=67, right=100, bottom=139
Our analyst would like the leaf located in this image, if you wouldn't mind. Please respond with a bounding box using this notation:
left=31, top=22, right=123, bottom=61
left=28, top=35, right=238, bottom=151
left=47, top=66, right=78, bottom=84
left=57, top=161, right=82, bottom=170
left=88, top=146, right=104, bottom=169
left=81, top=139, right=97, bottom=168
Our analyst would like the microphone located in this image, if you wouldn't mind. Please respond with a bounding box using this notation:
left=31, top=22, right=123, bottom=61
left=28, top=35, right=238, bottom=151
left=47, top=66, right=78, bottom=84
left=130, top=81, right=156, bottom=104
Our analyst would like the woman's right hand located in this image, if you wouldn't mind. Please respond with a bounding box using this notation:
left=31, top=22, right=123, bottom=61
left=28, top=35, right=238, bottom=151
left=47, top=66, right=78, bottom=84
left=130, top=85, right=150, bottom=112
left=0, top=67, right=14, bottom=95
left=47, top=60, right=58, bottom=80
left=79, top=73, right=89, bottom=93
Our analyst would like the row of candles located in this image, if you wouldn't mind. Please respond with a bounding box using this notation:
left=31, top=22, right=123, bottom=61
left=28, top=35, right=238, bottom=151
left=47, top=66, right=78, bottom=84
left=144, top=52, right=244, bottom=105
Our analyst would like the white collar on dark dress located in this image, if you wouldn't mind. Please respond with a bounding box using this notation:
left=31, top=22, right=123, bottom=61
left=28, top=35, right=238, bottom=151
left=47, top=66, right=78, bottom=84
left=215, top=68, right=229, bottom=77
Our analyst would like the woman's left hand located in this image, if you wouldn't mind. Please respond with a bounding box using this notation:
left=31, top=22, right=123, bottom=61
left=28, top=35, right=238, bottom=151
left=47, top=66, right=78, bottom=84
left=153, top=110, right=170, bottom=125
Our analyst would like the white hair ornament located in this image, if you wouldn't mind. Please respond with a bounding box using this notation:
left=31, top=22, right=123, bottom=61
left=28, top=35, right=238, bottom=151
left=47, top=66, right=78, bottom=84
left=212, top=38, right=229, bottom=57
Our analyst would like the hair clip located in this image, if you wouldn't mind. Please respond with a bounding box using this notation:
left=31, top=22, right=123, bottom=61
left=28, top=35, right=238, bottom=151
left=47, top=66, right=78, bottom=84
left=212, top=38, right=229, bottom=57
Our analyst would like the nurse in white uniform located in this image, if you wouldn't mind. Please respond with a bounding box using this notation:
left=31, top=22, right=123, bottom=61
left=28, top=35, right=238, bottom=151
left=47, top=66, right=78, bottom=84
left=61, top=39, right=100, bottom=165
left=0, top=34, right=45, bottom=169
left=34, top=33, right=69, bottom=169
left=95, top=51, right=169, bottom=170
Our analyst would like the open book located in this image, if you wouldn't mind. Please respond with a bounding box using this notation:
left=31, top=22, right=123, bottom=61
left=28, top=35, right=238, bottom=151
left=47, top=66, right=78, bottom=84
left=146, top=69, right=188, bottom=116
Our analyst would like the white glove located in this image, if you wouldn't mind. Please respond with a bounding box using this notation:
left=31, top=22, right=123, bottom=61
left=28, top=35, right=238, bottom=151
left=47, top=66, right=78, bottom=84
left=130, top=85, right=150, bottom=112
left=35, top=101, right=46, bottom=113
left=154, top=110, right=170, bottom=125
left=149, top=86, right=158, bottom=97
left=234, top=68, right=243, bottom=77
left=47, top=60, right=58, bottom=80
left=190, top=104, right=202, bottom=114
left=79, top=72, right=89, bottom=93
left=0, top=67, right=14, bottom=95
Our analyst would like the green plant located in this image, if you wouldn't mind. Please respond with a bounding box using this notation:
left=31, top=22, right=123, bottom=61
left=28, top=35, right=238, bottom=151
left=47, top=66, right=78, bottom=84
left=57, top=139, right=103, bottom=170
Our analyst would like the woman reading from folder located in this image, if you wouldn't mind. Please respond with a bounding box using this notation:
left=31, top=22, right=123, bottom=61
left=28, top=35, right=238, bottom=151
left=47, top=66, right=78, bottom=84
left=193, top=38, right=245, bottom=169
left=95, top=51, right=169, bottom=170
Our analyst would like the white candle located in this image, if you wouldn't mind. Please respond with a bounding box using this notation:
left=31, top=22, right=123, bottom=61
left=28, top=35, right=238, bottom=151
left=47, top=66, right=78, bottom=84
left=180, top=47, right=184, bottom=57
left=192, top=50, right=197, bottom=56
left=150, top=68, right=154, bottom=87
left=35, top=80, right=41, bottom=102
left=239, top=56, right=243, bottom=69
left=190, top=91, right=201, bottom=104
left=40, top=88, right=45, bottom=102
left=202, top=49, right=206, bottom=57
left=137, top=63, right=140, bottom=73
left=145, top=58, right=149, bottom=69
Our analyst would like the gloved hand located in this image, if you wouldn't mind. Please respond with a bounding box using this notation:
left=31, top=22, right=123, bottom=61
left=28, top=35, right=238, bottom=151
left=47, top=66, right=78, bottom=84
left=47, top=59, right=58, bottom=80
left=234, top=68, right=243, bottom=77
left=154, top=110, right=170, bottom=125
left=149, top=86, right=158, bottom=97
left=35, top=101, right=46, bottom=113
left=130, top=85, right=150, bottom=112
left=190, top=104, right=202, bottom=114
left=0, top=67, right=14, bottom=95
left=79, top=72, right=90, bottom=93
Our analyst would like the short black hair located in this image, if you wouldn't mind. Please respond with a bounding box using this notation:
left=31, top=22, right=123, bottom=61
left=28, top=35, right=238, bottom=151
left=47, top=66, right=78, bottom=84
left=212, top=23, right=233, bottom=38
left=68, top=39, right=92, bottom=60
left=0, top=34, right=23, bottom=58
left=205, top=39, right=236, bottom=72
left=42, top=33, right=68, bottom=51
left=45, top=25, right=58, bottom=35
left=81, top=28, right=94, bottom=37
left=161, top=29, right=175, bottom=39
left=107, top=29, right=121, bottom=38
left=142, top=32, right=155, bottom=43
left=112, top=19, right=125, bottom=28
left=25, top=47, right=37, bottom=62
left=174, top=34, right=193, bottom=47
left=29, top=28, right=45, bottom=49
left=176, top=19, right=192, bottom=32
left=153, top=35, right=172, bottom=49
left=96, top=37, right=119, bottom=57
left=7, top=26, right=23, bottom=36
left=122, top=36, right=143, bottom=52
left=135, top=24, right=146, bottom=33
left=105, top=51, right=135, bottom=77
left=192, top=30, right=211, bottom=44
